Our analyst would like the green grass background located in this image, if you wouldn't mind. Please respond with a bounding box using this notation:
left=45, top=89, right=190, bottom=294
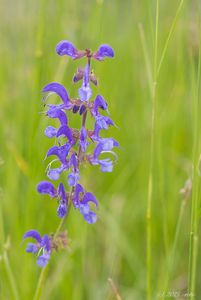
left=0, top=0, right=201, bottom=299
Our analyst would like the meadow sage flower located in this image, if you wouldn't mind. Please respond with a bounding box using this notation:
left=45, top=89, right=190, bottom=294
left=23, top=40, right=118, bottom=266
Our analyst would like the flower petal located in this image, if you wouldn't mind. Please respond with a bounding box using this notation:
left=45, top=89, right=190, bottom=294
left=56, top=40, right=78, bottom=58
left=82, top=192, right=98, bottom=207
left=46, top=144, right=70, bottom=163
left=79, top=126, right=89, bottom=152
left=57, top=202, right=67, bottom=218
left=47, top=107, right=68, bottom=126
left=94, top=95, right=108, bottom=114
left=37, top=181, right=56, bottom=197
left=57, top=125, right=73, bottom=142
left=58, top=183, right=67, bottom=201
left=23, top=230, right=42, bottom=243
left=73, top=184, right=84, bottom=207
left=68, top=172, right=80, bottom=186
left=47, top=167, right=62, bottom=180
left=69, top=153, right=78, bottom=170
left=37, top=253, right=50, bottom=267
left=44, top=126, right=57, bottom=138
left=43, top=82, right=70, bottom=105
left=93, top=44, right=114, bottom=61
left=78, top=85, right=92, bottom=102
left=26, top=243, right=38, bottom=254
left=83, top=211, right=97, bottom=224
left=41, top=234, right=51, bottom=252
left=99, top=159, right=113, bottom=172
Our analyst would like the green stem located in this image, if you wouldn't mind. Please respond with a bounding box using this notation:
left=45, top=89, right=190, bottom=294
left=162, top=197, right=187, bottom=299
left=156, top=0, right=185, bottom=78
left=188, top=2, right=201, bottom=298
left=146, top=2, right=159, bottom=300
left=3, top=250, right=20, bottom=300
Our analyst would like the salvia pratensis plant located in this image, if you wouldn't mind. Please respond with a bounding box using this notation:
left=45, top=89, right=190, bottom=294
left=23, top=40, right=118, bottom=267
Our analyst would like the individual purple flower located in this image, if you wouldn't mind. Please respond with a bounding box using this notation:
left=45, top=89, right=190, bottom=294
left=73, top=184, right=98, bottom=224
left=37, top=181, right=68, bottom=218
left=23, top=230, right=51, bottom=267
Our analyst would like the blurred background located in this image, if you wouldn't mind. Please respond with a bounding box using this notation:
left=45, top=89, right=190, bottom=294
left=0, top=0, right=201, bottom=299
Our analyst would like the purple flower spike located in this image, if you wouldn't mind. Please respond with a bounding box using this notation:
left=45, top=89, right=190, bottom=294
left=43, top=82, right=70, bottom=106
left=23, top=230, right=42, bottom=243
left=37, top=181, right=56, bottom=197
left=93, top=44, right=114, bottom=61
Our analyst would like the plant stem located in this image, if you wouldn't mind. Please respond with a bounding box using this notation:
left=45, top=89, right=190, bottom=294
left=3, top=250, right=20, bottom=300
left=188, top=2, right=201, bottom=297
left=156, top=0, right=184, bottom=78
left=146, top=2, right=159, bottom=300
